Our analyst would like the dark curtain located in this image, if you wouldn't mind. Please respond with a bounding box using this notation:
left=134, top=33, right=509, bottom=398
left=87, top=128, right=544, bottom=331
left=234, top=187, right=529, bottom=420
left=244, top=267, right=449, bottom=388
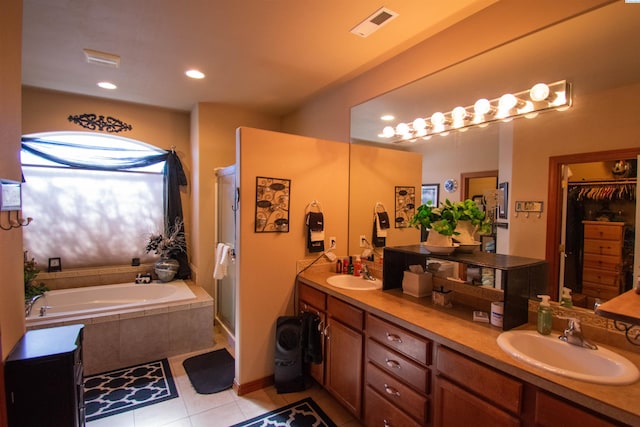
left=164, top=151, right=190, bottom=279
left=22, top=137, right=191, bottom=277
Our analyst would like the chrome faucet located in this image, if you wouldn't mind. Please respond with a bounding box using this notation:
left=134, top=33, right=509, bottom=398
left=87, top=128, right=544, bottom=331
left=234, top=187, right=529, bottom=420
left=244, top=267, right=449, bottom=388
left=559, top=317, right=597, bottom=350
left=361, top=263, right=375, bottom=281
left=25, top=294, right=44, bottom=317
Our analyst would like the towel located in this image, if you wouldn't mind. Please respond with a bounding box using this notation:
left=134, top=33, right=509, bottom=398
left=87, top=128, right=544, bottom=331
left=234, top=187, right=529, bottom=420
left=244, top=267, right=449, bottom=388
left=306, top=212, right=325, bottom=253
left=376, top=211, right=390, bottom=237
left=302, top=311, right=323, bottom=364
left=213, top=243, right=230, bottom=280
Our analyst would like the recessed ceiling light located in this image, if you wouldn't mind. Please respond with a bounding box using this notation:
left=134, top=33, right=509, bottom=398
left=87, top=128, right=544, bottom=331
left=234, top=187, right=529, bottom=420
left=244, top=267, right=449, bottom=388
left=185, top=69, right=205, bottom=79
left=381, top=115, right=395, bottom=121
left=97, top=81, right=117, bottom=90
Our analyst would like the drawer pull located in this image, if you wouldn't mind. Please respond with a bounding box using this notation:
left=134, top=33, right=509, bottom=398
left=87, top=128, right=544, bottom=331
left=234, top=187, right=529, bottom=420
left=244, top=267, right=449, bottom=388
left=385, top=358, right=401, bottom=369
left=386, top=332, right=402, bottom=343
left=384, top=383, right=400, bottom=397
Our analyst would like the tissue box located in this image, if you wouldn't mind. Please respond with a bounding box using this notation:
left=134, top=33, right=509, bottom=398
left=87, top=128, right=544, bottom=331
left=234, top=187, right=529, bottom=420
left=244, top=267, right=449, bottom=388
left=402, top=271, right=433, bottom=297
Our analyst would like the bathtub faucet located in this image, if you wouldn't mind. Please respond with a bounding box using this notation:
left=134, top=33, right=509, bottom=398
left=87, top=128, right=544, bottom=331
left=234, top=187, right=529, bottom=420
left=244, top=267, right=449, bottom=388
left=25, top=294, right=44, bottom=317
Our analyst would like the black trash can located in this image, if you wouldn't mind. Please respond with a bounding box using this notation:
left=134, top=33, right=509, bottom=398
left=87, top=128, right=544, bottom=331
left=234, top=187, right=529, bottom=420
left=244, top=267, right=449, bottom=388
left=274, top=316, right=305, bottom=393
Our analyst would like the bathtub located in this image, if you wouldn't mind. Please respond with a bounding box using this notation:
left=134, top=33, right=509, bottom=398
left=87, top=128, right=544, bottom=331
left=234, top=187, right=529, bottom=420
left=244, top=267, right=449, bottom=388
left=26, top=279, right=213, bottom=375
left=26, top=280, right=197, bottom=323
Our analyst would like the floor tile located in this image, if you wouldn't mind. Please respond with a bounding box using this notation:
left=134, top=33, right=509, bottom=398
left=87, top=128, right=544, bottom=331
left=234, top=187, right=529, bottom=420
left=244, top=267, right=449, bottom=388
left=189, top=401, right=245, bottom=427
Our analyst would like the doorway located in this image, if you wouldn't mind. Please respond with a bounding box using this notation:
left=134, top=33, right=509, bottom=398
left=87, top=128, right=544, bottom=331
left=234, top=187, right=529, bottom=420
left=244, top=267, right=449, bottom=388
left=546, top=148, right=640, bottom=304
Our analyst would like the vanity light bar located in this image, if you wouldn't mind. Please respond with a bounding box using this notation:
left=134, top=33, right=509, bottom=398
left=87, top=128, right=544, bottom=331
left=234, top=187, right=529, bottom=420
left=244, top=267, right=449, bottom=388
left=381, top=80, right=572, bottom=143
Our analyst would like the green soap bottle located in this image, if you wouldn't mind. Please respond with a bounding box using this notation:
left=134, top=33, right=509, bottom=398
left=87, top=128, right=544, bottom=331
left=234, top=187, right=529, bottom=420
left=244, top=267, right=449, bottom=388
left=537, top=295, right=552, bottom=335
left=560, top=287, right=573, bottom=308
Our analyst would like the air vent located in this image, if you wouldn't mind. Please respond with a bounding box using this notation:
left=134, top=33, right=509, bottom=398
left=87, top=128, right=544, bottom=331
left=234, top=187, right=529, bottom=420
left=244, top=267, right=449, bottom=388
left=350, top=7, right=399, bottom=38
left=83, top=49, right=120, bottom=68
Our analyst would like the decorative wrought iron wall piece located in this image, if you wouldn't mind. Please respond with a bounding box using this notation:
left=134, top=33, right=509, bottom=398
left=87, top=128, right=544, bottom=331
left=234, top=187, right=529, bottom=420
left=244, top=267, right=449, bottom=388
left=255, top=176, right=291, bottom=233
left=68, top=114, right=133, bottom=133
left=395, top=186, right=416, bottom=228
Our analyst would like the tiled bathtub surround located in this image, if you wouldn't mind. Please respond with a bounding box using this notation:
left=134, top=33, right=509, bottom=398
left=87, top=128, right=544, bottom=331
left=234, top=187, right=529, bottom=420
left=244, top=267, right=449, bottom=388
left=27, top=283, right=214, bottom=375
left=38, top=264, right=158, bottom=290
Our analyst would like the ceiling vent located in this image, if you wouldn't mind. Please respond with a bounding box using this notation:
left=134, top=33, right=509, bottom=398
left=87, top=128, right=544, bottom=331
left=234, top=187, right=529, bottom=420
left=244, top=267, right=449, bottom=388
left=83, top=49, right=120, bottom=68
left=350, top=7, right=399, bottom=38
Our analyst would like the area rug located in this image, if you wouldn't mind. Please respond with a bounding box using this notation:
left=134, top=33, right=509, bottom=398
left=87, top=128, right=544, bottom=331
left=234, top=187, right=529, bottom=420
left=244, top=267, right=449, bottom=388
left=230, top=397, right=337, bottom=427
left=183, top=348, right=235, bottom=394
left=84, top=359, right=178, bottom=422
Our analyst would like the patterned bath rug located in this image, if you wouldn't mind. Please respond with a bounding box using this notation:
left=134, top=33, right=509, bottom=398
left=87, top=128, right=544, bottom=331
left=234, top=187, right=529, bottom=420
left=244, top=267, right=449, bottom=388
left=84, top=359, right=178, bottom=422
left=229, top=397, right=337, bottom=427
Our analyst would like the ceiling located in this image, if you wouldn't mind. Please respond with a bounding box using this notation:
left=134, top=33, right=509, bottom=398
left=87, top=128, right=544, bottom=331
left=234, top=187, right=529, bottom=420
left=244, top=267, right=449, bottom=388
left=21, top=0, right=496, bottom=115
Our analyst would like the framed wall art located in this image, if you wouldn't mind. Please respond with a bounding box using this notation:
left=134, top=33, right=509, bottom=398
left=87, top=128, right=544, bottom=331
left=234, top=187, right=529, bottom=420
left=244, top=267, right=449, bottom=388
left=394, top=186, right=416, bottom=228
left=421, top=183, right=439, bottom=206
left=498, top=182, right=509, bottom=219
left=255, top=176, right=291, bottom=233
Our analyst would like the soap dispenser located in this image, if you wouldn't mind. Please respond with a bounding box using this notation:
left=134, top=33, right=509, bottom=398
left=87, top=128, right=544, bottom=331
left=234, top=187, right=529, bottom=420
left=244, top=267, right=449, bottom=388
left=560, top=287, right=573, bottom=308
left=537, top=295, right=552, bottom=335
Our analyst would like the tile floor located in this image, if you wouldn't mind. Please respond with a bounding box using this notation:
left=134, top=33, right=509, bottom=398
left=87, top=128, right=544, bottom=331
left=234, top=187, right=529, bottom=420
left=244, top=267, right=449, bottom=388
left=86, top=328, right=363, bottom=427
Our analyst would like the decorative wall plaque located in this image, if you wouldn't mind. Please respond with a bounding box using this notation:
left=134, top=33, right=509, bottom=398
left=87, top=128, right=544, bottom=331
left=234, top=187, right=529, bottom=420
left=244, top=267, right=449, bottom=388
left=255, top=176, right=290, bottom=233
left=68, top=114, right=133, bottom=133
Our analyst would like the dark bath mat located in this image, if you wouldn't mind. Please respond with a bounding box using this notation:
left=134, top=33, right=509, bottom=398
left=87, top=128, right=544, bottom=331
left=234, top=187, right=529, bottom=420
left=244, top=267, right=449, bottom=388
left=229, top=397, right=337, bottom=427
left=183, top=348, right=235, bottom=394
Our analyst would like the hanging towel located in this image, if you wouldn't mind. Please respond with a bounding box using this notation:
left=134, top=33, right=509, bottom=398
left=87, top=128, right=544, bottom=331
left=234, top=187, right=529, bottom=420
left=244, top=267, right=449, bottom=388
left=302, top=311, right=323, bottom=364
left=372, top=203, right=390, bottom=247
left=306, top=211, right=325, bottom=253
left=213, top=243, right=230, bottom=280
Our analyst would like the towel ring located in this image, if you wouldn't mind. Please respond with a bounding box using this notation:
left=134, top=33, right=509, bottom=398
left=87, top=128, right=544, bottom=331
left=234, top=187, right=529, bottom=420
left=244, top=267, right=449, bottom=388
left=305, top=200, right=323, bottom=214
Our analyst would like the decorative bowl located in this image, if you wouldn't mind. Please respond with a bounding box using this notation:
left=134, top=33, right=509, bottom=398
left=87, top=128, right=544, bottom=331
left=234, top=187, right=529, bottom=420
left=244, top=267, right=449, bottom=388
left=455, top=242, right=482, bottom=253
left=423, top=244, right=458, bottom=255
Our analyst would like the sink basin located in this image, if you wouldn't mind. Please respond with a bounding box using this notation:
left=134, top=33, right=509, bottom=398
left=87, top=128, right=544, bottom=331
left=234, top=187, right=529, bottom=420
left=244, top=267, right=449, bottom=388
left=326, top=275, right=382, bottom=291
left=497, top=330, right=639, bottom=385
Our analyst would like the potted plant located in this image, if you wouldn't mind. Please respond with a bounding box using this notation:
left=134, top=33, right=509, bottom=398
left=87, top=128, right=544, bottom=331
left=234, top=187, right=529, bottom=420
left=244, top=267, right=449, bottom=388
left=408, top=200, right=459, bottom=247
left=145, top=218, right=186, bottom=282
left=452, top=199, right=491, bottom=244
left=24, top=251, right=48, bottom=299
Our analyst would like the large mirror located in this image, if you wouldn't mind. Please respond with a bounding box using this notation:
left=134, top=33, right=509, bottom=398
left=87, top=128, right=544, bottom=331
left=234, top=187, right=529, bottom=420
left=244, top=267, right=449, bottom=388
left=349, top=2, right=640, bottom=306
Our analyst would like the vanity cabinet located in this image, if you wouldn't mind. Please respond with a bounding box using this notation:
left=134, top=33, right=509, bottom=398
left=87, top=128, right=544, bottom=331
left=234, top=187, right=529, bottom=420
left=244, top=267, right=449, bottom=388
left=4, top=324, right=84, bottom=427
left=298, top=283, right=363, bottom=417
left=582, top=221, right=624, bottom=306
left=364, top=314, right=432, bottom=427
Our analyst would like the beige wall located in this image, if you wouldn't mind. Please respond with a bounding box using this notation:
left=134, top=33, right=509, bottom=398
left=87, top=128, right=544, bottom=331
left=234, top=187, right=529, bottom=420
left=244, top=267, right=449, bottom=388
left=349, top=144, right=422, bottom=252
left=190, top=103, right=280, bottom=296
left=236, top=127, right=350, bottom=385
left=0, top=0, right=24, bottom=359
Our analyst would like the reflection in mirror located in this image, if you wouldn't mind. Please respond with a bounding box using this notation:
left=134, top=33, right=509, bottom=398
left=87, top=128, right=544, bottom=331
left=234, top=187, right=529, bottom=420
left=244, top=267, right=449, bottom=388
left=349, top=2, right=640, bottom=309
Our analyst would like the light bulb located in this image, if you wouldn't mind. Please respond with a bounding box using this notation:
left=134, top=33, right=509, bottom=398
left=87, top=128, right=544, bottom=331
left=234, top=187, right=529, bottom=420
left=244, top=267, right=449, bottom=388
left=412, top=117, right=427, bottom=131
left=530, top=83, right=550, bottom=102
left=451, top=106, right=467, bottom=129
left=395, top=123, right=409, bottom=135
left=430, top=112, right=445, bottom=125
left=474, top=98, right=491, bottom=115
left=499, top=94, right=517, bottom=111
left=382, top=126, right=395, bottom=138
left=553, top=91, right=568, bottom=110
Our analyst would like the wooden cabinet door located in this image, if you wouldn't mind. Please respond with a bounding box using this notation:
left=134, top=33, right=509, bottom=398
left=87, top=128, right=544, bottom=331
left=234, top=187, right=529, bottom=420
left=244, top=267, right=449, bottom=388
left=433, top=376, right=520, bottom=427
left=325, top=317, right=363, bottom=417
left=299, top=300, right=326, bottom=385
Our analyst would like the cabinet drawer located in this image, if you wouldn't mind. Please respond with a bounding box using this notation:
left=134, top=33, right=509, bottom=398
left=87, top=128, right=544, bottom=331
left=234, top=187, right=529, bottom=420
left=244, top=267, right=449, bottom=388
left=364, top=386, right=423, bottom=427
left=535, top=390, right=618, bottom=427
left=366, top=362, right=428, bottom=424
left=584, top=224, right=623, bottom=241
left=583, top=239, right=622, bottom=257
left=328, top=296, right=363, bottom=330
left=582, top=283, right=619, bottom=300
left=298, top=282, right=326, bottom=310
left=367, top=338, right=429, bottom=394
left=367, top=314, right=431, bottom=365
left=583, top=253, right=621, bottom=271
left=582, top=268, right=620, bottom=286
left=436, top=346, right=522, bottom=415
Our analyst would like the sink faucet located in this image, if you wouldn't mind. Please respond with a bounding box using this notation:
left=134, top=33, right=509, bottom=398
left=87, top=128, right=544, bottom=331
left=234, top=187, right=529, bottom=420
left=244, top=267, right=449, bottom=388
left=559, top=317, right=597, bottom=350
left=361, top=263, right=375, bottom=281
left=25, top=294, right=44, bottom=317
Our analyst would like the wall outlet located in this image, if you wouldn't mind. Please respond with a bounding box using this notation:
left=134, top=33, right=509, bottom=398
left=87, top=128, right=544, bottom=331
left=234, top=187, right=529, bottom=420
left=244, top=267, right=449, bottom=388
left=329, top=237, right=337, bottom=249
left=359, top=235, right=367, bottom=247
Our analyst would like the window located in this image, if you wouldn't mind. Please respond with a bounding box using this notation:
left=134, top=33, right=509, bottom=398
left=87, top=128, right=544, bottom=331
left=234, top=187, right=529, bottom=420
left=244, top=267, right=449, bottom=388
left=21, top=132, right=166, bottom=269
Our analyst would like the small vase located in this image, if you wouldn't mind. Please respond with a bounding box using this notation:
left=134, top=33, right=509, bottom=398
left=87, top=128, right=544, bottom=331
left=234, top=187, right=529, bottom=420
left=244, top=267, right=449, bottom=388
left=426, top=231, right=453, bottom=247
left=454, top=220, right=479, bottom=244
left=155, top=256, right=180, bottom=282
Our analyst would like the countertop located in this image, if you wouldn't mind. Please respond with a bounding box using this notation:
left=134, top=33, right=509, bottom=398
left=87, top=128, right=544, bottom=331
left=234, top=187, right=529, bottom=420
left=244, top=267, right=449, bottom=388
left=298, top=268, right=640, bottom=425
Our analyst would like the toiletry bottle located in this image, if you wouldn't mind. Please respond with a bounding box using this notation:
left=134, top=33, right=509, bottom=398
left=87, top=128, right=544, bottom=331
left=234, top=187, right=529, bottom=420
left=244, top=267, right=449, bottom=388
left=537, top=295, right=552, bottom=335
left=348, top=256, right=354, bottom=274
left=336, top=259, right=342, bottom=274
left=560, top=287, right=573, bottom=307
left=353, top=256, right=362, bottom=277
left=342, top=257, right=349, bottom=274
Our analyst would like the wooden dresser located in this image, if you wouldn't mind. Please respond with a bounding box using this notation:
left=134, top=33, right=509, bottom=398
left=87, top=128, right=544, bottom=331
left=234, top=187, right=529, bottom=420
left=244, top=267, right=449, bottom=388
left=582, top=221, right=625, bottom=306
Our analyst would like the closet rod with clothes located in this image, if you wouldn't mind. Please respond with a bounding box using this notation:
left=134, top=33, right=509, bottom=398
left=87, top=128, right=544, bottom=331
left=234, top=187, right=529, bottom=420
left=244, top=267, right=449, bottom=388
left=568, top=179, right=636, bottom=201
